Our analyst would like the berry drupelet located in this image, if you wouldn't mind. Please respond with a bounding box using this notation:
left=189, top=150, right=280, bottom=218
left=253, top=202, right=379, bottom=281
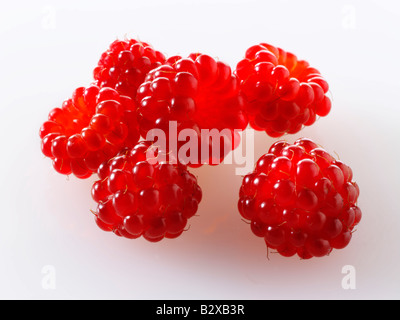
left=238, top=138, right=361, bottom=259
left=236, top=43, right=331, bottom=137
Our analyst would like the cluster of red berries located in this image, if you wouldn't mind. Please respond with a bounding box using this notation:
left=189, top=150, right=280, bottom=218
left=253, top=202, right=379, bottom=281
left=39, top=37, right=361, bottom=258
left=93, top=39, right=166, bottom=100
left=236, top=43, right=331, bottom=137
left=238, top=138, right=361, bottom=259
left=39, top=86, right=140, bottom=178
left=137, top=53, right=248, bottom=166
left=92, top=142, right=202, bottom=242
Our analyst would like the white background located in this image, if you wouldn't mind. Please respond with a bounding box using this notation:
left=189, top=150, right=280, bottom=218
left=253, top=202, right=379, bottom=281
left=1, top=0, right=399, bottom=300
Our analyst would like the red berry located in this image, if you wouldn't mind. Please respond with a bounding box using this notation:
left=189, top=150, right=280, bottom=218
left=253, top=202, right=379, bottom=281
left=91, top=140, right=202, bottom=242
left=39, top=85, right=140, bottom=178
left=136, top=53, right=248, bottom=166
left=52, top=158, right=72, bottom=175
left=93, top=38, right=166, bottom=99
left=235, top=43, right=331, bottom=137
left=238, top=138, right=361, bottom=259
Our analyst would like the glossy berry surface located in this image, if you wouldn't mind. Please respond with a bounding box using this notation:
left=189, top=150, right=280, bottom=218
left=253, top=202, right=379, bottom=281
left=39, top=85, right=140, bottom=178
left=238, top=138, right=361, bottom=259
left=236, top=43, right=331, bottom=137
left=91, top=140, right=202, bottom=242
left=93, top=38, right=166, bottom=100
left=136, top=53, right=248, bottom=166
